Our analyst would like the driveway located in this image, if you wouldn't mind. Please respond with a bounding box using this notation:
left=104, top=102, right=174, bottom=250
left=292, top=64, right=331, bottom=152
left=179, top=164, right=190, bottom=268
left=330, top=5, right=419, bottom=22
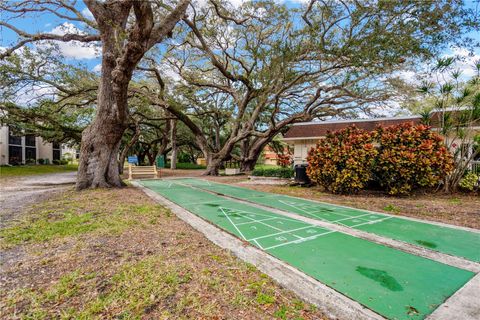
left=0, top=172, right=76, bottom=228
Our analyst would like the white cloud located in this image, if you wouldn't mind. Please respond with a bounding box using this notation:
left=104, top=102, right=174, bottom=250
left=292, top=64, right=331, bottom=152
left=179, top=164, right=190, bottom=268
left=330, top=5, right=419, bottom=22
left=447, top=47, right=480, bottom=78
left=15, top=84, right=57, bottom=106
left=93, top=64, right=102, bottom=72
left=395, top=70, right=418, bottom=84
left=229, top=0, right=245, bottom=7
left=81, top=7, right=94, bottom=20
left=39, top=22, right=100, bottom=60
left=284, top=0, right=310, bottom=3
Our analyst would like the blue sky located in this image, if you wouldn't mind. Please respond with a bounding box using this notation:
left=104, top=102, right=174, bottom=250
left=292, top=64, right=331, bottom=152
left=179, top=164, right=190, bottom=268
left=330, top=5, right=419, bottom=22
left=1, top=0, right=479, bottom=115
left=1, top=0, right=479, bottom=73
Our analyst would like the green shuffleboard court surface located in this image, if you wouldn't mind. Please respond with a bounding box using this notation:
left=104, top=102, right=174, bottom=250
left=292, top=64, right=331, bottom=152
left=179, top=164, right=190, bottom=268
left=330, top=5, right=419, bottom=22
left=140, top=179, right=474, bottom=320
left=172, top=178, right=480, bottom=263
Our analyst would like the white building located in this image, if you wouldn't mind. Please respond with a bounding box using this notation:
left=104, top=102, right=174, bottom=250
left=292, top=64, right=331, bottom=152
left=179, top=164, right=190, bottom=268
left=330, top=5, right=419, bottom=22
left=0, top=126, right=76, bottom=165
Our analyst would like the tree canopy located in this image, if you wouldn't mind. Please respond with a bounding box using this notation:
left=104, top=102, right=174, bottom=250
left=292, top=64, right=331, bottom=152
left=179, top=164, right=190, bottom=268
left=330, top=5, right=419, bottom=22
left=1, top=0, right=479, bottom=183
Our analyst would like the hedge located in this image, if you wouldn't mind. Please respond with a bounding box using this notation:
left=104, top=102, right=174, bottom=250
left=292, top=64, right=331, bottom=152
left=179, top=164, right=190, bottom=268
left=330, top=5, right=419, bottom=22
left=251, top=167, right=294, bottom=178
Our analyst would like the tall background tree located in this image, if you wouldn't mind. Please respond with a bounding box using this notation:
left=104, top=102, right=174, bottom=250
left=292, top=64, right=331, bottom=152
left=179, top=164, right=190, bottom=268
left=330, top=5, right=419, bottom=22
left=0, top=0, right=190, bottom=189
left=412, top=59, right=480, bottom=192
left=137, top=0, right=478, bottom=174
left=1, top=0, right=478, bottom=179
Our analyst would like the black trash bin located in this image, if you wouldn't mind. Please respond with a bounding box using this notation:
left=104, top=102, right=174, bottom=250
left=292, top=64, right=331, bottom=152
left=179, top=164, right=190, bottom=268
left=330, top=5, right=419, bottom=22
left=294, top=164, right=310, bottom=185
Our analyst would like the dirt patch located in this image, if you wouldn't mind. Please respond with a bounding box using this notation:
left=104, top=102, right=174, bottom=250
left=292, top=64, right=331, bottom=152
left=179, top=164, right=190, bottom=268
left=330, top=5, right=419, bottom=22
left=0, top=187, right=327, bottom=319
left=232, top=184, right=480, bottom=230
left=0, top=172, right=76, bottom=228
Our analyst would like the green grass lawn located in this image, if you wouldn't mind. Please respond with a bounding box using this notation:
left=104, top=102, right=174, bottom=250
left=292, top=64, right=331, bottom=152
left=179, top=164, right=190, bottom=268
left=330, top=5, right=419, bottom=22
left=0, top=164, right=78, bottom=178
left=254, top=164, right=281, bottom=170
left=1, top=187, right=324, bottom=319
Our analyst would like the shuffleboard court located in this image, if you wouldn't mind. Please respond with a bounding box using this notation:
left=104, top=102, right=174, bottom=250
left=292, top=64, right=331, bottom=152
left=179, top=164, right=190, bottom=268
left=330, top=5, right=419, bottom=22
left=139, top=179, right=475, bottom=320
left=174, top=178, right=480, bottom=263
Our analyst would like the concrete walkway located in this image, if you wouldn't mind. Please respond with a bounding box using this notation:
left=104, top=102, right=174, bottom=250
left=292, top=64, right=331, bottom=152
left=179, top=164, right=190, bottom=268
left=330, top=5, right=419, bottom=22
left=0, top=172, right=76, bottom=228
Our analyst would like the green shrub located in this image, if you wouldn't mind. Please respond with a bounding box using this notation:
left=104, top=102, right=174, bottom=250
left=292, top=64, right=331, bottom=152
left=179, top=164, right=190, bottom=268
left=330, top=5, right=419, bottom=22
left=52, top=160, right=61, bottom=165
left=175, top=162, right=206, bottom=169
left=307, top=126, right=377, bottom=194
left=252, top=168, right=264, bottom=176
left=459, top=172, right=479, bottom=192
left=375, top=123, right=454, bottom=195
left=60, top=159, right=69, bottom=165
left=38, top=158, right=45, bottom=165
left=251, top=167, right=293, bottom=178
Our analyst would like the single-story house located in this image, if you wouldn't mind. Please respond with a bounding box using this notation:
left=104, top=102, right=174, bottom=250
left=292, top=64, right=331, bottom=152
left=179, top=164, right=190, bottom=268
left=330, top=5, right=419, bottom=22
left=0, top=126, right=77, bottom=165
left=283, top=112, right=479, bottom=166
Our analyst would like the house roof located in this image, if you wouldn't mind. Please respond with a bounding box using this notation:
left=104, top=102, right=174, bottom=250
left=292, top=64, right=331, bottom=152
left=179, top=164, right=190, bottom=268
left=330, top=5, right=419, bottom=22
left=283, top=112, right=447, bottom=140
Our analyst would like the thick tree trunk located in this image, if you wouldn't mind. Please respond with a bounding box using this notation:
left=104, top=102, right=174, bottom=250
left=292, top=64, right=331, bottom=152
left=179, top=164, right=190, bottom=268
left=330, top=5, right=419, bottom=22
left=240, top=138, right=270, bottom=173
left=76, top=119, right=127, bottom=189
left=156, top=120, right=171, bottom=160
left=118, top=125, right=141, bottom=174
left=75, top=0, right=190, bottom=190
left=170, top=119, right=177, bottom=169
left=76, top=57, right=128, bottom=189
left=146, top=152, right=155, bottom=165
left=241, top=158, right=258, bottom=172
left=202, top=144, right=237, bottom=176
left=203, top=155, right=222, bottom=175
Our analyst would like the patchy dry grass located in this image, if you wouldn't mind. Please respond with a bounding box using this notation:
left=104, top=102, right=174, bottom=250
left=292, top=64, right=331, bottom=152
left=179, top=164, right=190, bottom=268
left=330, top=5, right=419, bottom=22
left=0, top=187, right=326, bottom=320
left=237, top=184, right=480, bottom=229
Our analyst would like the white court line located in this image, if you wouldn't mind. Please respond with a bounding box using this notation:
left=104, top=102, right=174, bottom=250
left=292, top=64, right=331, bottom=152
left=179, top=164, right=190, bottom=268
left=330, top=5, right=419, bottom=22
left=220, top=207, right=248, bottom=241
left=252, top=239, right=264, bottom=250
left=236, top=217, right=278, bottom=226
left=331, top=213, right=375, bottom=223
left=248, top=225, right=316, bottom=242
left=278, top=200, right=331, bottom=221
left=263, top=230, right=337, bottom=251
left=348, top=216, right=394, bottom=228
left=183, top=199, right=232, bottom=206
left=279, top=200, right=388, bottom=225
left=237, top=212, right=307, bottom=242
left=236, top=215, right=301, bottom=226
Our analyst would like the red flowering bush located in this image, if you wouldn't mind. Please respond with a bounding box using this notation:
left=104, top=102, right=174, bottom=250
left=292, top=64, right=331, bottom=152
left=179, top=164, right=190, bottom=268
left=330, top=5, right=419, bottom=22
left=306, top=126, right=377, bottom=194
left=375, top=122, right=454, bottom=195
left=306, top=123, right=454, bottom=195
left=277, top=154, right=293, bottom=167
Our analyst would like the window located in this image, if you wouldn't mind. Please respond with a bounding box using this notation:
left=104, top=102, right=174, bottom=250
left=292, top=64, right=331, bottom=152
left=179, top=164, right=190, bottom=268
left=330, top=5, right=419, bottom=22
left=25, top=135, right=36, bottom=147
left=52, top=142, right=61, bottom=161
left=25, top=147, right=36, bottom=162
left=8, top=132, right=21, bottom=146
left=8, top=146, right=22, bottom=165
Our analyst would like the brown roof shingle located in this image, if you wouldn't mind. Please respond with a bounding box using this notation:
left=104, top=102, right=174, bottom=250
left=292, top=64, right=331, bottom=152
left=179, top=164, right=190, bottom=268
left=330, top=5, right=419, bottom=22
left=283, top=109, right=480, bottom=140
left=283, top=117, right=423, bottom=139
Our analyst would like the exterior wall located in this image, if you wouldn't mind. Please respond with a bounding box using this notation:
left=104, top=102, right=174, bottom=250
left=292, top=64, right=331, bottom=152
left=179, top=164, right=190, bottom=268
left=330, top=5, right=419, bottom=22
left=37, top=139, right=54, bottom=162
left=263, top=158, right=278, bottom=166
left=61, top=145, right=77, bottom=159
left=290, top=139, right=320, bottom=166
left=0, top=126, right=9, bottom=165
left=0, top=125, right=60, bottom=165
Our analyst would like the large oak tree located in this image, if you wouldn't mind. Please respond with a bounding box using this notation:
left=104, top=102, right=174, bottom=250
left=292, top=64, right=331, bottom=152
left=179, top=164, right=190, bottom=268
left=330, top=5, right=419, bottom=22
left=1, top=0, right=190, bottom=189
left=138, top=0, right=477, bottom=174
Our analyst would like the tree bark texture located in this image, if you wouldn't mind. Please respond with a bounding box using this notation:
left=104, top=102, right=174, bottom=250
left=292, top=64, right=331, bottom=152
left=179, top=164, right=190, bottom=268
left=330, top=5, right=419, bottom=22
left=76, top=0, right=189, bottom=189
